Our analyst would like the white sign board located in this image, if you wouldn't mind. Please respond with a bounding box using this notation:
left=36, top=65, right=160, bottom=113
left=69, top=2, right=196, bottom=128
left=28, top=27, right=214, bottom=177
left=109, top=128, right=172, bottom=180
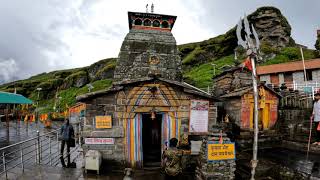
left=189, top=100, right=209, bottom=133
left=191, top=140, right=202, bottom=155
left=85, top=138, right=115, bottom=145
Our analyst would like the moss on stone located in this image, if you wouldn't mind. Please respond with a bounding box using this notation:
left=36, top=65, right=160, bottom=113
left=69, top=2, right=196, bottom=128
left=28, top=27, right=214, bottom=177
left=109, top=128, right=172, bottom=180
left=66, top=71, right=87, bottom=80
left=95, top=63, right=116, bottom=79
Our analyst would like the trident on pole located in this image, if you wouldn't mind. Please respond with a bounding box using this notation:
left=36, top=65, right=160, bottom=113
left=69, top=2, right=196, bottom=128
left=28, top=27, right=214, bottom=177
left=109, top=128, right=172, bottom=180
left=236, top=15, right=261, bottom=180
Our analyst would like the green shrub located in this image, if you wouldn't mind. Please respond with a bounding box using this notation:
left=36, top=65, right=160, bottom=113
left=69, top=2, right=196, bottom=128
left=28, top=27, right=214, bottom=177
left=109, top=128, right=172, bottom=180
left=182, top=47, right=206, bottom=65
left=261, top=41, right=279, bottom=54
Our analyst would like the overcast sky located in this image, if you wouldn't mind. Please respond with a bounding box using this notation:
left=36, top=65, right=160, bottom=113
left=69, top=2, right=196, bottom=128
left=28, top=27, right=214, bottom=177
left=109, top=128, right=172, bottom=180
left=0, top=0, right=319, bottom=84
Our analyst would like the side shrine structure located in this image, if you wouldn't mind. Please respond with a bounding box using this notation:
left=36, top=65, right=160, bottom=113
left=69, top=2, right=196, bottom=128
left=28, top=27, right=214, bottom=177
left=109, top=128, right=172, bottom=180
left=76, top=11, right=218, bottom=168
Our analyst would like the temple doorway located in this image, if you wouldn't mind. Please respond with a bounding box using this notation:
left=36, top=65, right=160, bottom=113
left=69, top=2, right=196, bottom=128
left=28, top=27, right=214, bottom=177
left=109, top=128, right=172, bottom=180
left=142, top=113, right=162, bottom=167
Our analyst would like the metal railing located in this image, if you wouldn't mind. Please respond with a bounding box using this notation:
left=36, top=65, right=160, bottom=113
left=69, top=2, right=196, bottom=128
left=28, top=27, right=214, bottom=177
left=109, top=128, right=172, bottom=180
left=0, top=122, right=82, bottom=179
left=267, top=82, right=320, bottom=92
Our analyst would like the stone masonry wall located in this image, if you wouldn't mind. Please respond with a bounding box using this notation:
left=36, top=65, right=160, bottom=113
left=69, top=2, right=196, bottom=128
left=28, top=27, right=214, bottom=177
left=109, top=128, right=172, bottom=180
left=213, top=69, right=252, bottom=97
left=114, top=29, right=182, bottom=82
left=278, top=91, right=315, bottom=142
left=195, top=129, right=236, bottom=180
left=224, top=98, right=241, bottom=127
left=81, top=93, right=125, bottom=164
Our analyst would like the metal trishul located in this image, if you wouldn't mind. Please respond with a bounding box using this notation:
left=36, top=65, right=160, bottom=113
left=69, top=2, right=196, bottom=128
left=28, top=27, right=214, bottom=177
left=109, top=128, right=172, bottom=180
left=236, top=15, right=260, bottom=55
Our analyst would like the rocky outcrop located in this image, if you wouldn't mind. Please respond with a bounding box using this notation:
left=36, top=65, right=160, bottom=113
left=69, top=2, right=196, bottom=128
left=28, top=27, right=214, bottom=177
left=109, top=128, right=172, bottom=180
left=62, top=71, right=88, bottom=89
left=88, top=58, right=116, bottom=81
left=248, top=6, right=293, bottom=48
left=95, top=63, right=116, bottom=80
left=179, top=6, right=294, bottom=69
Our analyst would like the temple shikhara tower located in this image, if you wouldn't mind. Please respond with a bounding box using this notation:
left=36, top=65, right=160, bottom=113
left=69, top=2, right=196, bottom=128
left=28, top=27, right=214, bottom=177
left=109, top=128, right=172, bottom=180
left=114, top=11, right=182, bottom=82
left=77, top=9, right=217, bottom=168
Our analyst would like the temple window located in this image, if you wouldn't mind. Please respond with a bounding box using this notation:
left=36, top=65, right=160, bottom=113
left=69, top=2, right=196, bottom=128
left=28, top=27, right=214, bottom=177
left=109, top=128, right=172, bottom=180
left=134, top=18, right=142, bottom=25
left=161, top=21, right=169, bottom=28
left=143, top=19, right=151, bottom=26
left=153, top=20, right=160, bottom=27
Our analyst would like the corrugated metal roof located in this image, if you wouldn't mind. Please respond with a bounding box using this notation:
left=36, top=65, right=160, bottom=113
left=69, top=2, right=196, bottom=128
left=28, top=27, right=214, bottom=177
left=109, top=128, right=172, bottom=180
left=0, top=91, right=33, bottom=104
left=257, top=58, right=320, bottom=75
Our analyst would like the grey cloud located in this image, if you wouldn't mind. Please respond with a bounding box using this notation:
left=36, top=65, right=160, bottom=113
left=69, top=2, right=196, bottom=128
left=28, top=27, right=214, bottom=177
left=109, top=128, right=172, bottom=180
left=195, top=0, right=320, bottom=48
left=0, top=0, right=94, bottom=83
left=0, top=58, right=19, bottom=83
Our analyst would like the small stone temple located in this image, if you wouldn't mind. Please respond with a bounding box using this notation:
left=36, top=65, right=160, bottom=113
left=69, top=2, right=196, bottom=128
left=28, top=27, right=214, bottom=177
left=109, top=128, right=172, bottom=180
left=213, top=67, right=281, bottom=131
left=221, top=84, right=280, bottom=130
left=77, top=11, right=218, bottom=168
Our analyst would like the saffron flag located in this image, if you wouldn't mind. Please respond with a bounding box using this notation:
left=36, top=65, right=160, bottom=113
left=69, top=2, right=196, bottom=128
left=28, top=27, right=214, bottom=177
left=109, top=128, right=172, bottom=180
left=241, top=57, right=252, bottom=71
left=31, top=115, right=35, bottom=122
left=24, top=115, right=28, bottom=122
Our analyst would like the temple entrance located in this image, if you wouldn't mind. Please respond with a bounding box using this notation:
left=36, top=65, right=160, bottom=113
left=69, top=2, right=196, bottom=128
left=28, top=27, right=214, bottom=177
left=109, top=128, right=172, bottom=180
left=142, top=113, right=162, bottom=167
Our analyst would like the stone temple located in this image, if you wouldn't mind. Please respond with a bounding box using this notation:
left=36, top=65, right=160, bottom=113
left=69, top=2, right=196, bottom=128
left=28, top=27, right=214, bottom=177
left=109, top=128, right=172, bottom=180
left=76, top=10, right=219, bottom=169
left=113, top=12, right=182, bottom=82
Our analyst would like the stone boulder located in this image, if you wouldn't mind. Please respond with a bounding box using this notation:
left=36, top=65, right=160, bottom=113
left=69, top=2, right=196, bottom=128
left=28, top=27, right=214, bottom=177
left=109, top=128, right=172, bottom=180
left=62, top=71, right=88, bottom=89
left=88, top=58, right=116, bottom=81
left=248, top=6, right=292, bottom=48
left=95, top=63, right=116, bottom=80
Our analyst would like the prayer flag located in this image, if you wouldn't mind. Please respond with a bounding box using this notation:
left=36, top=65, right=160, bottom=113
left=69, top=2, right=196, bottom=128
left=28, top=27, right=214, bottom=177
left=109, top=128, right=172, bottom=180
left=241, top=57, right=252, bottom=71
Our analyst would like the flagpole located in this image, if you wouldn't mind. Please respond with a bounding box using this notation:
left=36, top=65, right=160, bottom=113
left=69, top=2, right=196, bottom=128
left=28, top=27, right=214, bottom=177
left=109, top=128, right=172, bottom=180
left=250, top=54, right=259, bottom=180
left=300, top=47, right=307, bottom=83
left=236, top=15, right=261, bottom=180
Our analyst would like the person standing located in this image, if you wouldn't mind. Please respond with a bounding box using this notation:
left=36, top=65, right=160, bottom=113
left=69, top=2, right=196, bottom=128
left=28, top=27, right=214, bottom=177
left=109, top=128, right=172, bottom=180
left=60, top=119, right=74, bottom=167
left=311, top=93, right=320, bottom=145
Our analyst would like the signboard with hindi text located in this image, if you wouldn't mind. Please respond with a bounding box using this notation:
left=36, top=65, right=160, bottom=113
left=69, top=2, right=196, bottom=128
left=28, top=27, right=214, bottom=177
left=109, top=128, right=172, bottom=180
left=189, top=100, right=209, bottom=133
left=85, top=138, right=114, bottom=145
left=207, top=141, right=236, bottom=161
left=95, top=116, right=112, bottom=129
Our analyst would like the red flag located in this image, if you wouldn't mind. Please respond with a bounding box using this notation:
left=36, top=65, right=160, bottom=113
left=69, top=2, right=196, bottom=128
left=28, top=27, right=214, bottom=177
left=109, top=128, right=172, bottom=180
left=241, top=57, right=252, bottom=71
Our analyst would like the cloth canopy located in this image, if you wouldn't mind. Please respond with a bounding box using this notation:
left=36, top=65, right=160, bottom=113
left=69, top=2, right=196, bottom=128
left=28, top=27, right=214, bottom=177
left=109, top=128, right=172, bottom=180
left=0, top=91, right=33, bottom=104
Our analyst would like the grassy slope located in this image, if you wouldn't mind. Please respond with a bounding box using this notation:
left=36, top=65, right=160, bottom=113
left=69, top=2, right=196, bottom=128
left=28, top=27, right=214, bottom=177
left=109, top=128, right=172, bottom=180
left=261, top=47, right=317, bottom=65
left=184, top=55, right=235, bottom=88
left=0, top=58, right=115, bottom=113
left=183, top=47, right=319, bottom=89
left=38, top=79, right=112, bottom=113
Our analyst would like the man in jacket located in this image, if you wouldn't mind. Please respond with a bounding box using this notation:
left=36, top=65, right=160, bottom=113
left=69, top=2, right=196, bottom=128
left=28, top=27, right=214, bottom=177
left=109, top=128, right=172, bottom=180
left=60, top=119, right=74, bottom=167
